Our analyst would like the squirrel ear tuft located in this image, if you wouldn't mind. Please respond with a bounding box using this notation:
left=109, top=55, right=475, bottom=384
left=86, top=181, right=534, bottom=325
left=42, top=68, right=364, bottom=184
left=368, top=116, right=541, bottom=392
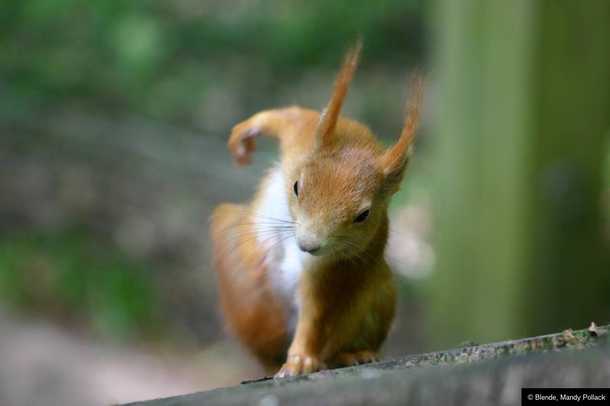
left=380, top=70, right=426, bottom=186
left=316, top=39, right=363, bottom=145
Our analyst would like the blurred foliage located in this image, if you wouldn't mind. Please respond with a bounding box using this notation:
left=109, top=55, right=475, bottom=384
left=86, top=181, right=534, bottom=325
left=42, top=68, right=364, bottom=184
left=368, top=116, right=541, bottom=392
left=0, top=0, right=424, bottom=124
left=0, top=229, right=160, bottom=342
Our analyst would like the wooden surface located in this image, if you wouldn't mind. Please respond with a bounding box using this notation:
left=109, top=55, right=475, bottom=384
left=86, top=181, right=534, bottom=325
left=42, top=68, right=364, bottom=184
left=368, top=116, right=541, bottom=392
left=122, top=324, right=609, bottom=406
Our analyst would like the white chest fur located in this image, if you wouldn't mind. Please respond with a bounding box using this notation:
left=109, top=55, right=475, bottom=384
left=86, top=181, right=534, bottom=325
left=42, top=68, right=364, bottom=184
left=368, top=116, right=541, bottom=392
left=253, top=166, right=310, bottom=309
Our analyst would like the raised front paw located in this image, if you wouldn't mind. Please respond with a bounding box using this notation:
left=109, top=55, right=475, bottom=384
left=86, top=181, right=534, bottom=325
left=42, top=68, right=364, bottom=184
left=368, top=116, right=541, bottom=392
left=328, top=350, right=381, bottom=368
left=274, top=354, right=325, bottom=379
left=228, top=125, right=260, bottom=166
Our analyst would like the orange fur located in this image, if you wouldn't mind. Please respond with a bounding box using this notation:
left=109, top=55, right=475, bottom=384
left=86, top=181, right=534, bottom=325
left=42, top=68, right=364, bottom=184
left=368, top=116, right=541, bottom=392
left=210, top=203, right=289, bottom=373
left=211, top=40, right=425, bottom=378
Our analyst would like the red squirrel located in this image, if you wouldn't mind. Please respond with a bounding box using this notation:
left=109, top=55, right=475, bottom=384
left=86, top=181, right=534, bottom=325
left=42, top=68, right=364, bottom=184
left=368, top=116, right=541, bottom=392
left=211, top=40, right=425, bottom=378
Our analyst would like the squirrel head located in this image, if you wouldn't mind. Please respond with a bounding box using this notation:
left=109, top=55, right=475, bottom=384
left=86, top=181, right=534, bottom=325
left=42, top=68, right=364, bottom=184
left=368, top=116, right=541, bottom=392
left=287, top=40, right=425, bottom=258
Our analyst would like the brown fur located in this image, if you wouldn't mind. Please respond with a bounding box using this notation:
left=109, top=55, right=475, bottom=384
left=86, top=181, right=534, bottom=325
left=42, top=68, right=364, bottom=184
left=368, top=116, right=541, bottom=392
left=211, top=40, right=425, bottom=378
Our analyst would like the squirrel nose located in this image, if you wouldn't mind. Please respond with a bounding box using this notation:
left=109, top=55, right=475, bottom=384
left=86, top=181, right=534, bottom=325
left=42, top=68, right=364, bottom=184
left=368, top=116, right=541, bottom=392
left=297, top=241, right=321, bottom=254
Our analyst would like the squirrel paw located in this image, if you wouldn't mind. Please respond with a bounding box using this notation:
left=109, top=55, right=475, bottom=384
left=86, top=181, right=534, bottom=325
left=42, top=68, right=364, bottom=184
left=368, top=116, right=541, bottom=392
left=228, top=126, right=260, bottom=166
left=274, top=354, right=325, bottom=379
left=328, top=350, right=381, bottom=368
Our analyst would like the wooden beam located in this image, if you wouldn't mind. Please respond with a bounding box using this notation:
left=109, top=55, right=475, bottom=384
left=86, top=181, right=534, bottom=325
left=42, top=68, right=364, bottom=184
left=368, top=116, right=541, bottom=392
left=430, top=0, right=610, bottom=349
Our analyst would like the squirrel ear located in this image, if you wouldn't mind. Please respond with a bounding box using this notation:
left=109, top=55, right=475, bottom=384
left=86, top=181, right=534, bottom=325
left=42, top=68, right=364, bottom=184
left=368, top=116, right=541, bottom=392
left=316, top=39, right=363, bottom=145
left=380, top=70, right=426, bottom=186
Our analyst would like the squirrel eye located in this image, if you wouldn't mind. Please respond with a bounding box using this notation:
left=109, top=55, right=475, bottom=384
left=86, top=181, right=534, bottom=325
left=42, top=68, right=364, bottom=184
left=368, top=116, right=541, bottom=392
left=354, top=209, right=370, bottom=224
left=293, top=180, right=299, bottom=197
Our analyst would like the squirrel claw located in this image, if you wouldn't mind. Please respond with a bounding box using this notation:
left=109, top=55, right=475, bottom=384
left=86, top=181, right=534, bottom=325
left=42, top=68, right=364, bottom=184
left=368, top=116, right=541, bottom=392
left=274, top=355, right=324, bottom=379
left=328, top=350, right=380, bottom=368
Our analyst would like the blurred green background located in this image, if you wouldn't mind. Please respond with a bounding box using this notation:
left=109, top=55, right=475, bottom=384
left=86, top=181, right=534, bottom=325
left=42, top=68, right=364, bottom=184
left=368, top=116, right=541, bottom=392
left=0, top=1, right=608, bottom=405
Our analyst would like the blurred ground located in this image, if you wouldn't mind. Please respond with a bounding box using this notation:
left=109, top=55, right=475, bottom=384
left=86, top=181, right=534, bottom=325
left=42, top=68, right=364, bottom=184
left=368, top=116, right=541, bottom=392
left=0, top=303, right=424, bottom=406
left=0, top=307, right=259, bottom=406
